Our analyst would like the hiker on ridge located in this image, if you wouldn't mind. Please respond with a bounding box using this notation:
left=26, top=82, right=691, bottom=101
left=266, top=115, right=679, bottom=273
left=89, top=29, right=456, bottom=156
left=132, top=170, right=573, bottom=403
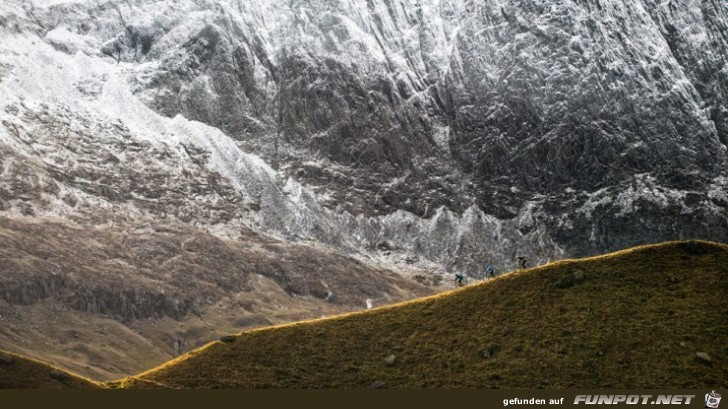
left=485, top=264, right=496, bottom=279
left=454, top=273, right=464, bottom=286
left=517, top=255, right=528, bottom=269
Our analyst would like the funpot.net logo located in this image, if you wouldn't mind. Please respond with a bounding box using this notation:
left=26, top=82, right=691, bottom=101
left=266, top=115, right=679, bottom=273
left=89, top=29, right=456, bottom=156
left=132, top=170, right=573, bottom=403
left=573, top=395, right=696, bottom=405
left=705, top=391, right=722, bottom=409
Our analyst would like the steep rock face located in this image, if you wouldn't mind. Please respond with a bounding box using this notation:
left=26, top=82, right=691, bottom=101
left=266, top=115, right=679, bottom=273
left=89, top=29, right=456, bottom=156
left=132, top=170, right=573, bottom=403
left=78, top=0, right=726, bottom=253
left=643, top=0, right=728, bottom=147
left=448, top=0, right=724, bottom=190
left=1, top=0, right=727, bottom=276
left=438, top=0, right=728, bottom=254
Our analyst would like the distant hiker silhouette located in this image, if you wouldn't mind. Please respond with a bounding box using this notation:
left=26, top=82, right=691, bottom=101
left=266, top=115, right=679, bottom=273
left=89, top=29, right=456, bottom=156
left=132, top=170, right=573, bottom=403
left=454, top=273, right=464, bottom=286
left=517, top=256, right=528, bottom=269
left=365, top=297, right=384, bottom=309
left=485, top=264, right=495, bottom=279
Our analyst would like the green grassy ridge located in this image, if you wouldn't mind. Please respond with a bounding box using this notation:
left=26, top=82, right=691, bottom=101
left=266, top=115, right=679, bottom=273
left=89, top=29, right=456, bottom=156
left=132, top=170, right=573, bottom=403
left=124, top=240, right=728, bottom=388
left=0, top=350, right=102, bottom=389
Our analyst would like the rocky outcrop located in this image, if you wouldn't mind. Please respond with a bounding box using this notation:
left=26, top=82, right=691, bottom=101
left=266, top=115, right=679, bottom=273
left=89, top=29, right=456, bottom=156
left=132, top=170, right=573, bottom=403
left=1, top=0, right=726, bottom=271
left=99, top=0, right=728, bottom=255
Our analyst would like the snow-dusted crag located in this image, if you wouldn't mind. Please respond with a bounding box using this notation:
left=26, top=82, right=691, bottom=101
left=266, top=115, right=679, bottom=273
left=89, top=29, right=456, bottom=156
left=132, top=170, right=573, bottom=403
left=0, top=0, right=727, bottom=372
left=1, top=0, right=727, bottom=273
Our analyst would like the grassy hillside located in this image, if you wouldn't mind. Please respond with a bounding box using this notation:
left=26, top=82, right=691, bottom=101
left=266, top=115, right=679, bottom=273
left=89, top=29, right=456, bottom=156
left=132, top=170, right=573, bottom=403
left=0, top=350, right=101, bottom=389
left=115, top=240, right=728, bottom=388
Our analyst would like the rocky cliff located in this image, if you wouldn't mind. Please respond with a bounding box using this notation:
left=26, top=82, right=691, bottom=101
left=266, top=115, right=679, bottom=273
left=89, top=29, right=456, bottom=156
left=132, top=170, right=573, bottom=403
left=2, top=0, right=727, bottom=271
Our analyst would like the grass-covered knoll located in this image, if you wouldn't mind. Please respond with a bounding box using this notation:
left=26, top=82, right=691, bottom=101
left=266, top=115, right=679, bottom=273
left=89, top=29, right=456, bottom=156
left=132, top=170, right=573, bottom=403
left=0, top=350, right=101, bottom=389
left=120, top=240, right=727, bottom=388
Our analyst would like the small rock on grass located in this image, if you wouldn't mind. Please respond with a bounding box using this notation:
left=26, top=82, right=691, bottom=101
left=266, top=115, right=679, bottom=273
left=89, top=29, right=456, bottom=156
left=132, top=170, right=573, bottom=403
left=695, top=352, right=712, bottom=365
left=369, top=380, right=387, bottom=389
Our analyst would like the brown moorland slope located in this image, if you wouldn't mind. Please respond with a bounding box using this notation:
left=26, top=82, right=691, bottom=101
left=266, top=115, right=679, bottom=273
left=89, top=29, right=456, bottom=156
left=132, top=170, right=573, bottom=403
left=115, top=240, right=727, bottom=388
left=0, top=217, right=432, bottom=381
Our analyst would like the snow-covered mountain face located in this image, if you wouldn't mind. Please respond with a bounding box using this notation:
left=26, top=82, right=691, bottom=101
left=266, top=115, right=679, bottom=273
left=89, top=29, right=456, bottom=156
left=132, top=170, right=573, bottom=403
left=1, top=0, right=727, bottom=275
